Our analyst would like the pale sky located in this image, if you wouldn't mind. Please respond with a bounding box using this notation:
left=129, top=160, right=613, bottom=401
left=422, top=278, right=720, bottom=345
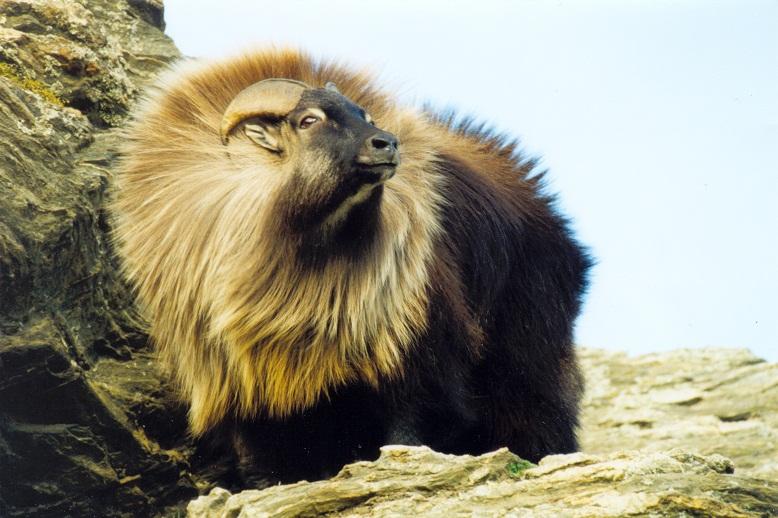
left=163, top=0, right=777, bottom=361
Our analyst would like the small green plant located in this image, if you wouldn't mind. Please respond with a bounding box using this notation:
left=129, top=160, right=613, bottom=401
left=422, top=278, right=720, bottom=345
left=506, top=458, right=535, bottom=477
left=0, top=62, right=64, bottom=106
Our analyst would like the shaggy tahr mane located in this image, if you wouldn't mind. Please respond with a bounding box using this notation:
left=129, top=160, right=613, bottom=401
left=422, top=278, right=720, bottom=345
left=111, top=49, right=449, bottom=434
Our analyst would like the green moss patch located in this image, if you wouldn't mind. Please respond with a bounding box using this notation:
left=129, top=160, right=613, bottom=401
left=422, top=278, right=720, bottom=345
left=0, top=62, right=64, bottom=106
left=506, top=459, right=535, bottom=477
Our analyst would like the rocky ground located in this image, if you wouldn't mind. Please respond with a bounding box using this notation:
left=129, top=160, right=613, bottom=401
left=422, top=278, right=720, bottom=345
left=189, top=348, right=778, bottom=517
left=0, top=1, right=775, bottom=517
left=190, top=446, right=776, bottom=518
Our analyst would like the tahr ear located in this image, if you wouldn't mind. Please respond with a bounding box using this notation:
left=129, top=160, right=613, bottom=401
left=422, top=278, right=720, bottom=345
left=243, top=119, right=283, bottom=153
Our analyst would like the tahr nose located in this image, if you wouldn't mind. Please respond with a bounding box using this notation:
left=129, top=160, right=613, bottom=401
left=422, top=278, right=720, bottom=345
left=370, top=134, right=398, bottom=152
left=359, top=130, right=399, bottom=165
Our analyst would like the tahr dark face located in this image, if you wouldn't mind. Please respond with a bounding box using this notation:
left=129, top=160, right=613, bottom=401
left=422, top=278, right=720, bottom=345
left=240, top=86, right=400, bottom=257
left=292, top=88, right=399, bottom=185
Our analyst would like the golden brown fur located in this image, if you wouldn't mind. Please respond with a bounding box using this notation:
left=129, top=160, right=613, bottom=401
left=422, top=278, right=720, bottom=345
left=111, top=49, right=468, bottom=435
left=111, top=47, right=595, bottom=485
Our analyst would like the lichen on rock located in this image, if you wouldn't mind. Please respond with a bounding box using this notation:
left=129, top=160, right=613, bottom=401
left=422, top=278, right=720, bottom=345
left=0, top=61, right=63, bottom=106
left=0, top=1, right=206, bottom=516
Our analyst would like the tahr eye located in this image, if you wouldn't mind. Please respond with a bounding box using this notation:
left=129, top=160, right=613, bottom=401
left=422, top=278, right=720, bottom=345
left=300, top=115, right=319, bottom=129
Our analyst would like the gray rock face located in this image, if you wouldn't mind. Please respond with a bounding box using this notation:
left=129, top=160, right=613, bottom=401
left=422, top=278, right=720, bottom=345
left=0, top=1, right=201, bottom=516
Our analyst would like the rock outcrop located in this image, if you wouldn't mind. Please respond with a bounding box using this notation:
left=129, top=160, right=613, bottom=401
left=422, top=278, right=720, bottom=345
left=579, top=348, right=778, bottom=481
left=0, top=1, right=204, bottom=516
left=1, top=1, right=776, bottom=517
left=189, top=446, right=777, bottom=518
left=189, top=349, right=778, bottom=517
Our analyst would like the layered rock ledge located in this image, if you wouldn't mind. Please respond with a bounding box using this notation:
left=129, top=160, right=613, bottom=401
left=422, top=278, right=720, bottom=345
left=189, top=445, right=777, bottom=518
left=188, top=348, right=778, bottom=517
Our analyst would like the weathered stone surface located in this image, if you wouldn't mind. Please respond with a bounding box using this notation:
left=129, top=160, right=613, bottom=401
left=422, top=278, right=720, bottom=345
left=188, top=445, right=778, bottom=517
left=0, top=0, right=175, bottom=126
left=0, top=320, right=195, bottom=517
left=0, top=1, right=204, bottom=516
left=188, top=348, right=778, bottom=517
left=579, top=347, right=778, bottom=480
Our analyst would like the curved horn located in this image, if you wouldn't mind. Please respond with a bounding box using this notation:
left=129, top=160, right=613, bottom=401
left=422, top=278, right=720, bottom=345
left=220, top=78, right=310, bottom=144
